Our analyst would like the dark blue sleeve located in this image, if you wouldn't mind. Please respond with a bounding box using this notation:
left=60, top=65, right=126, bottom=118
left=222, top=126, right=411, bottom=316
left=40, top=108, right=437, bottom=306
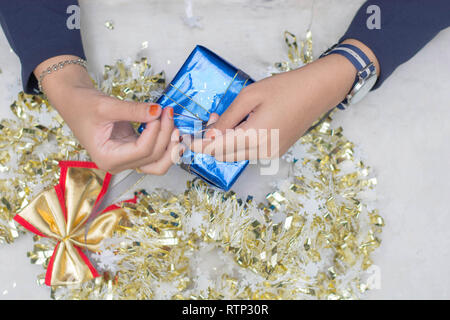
left=0, top=0, right=85, bottom=94
left=340, top=0, right=450, bottom=90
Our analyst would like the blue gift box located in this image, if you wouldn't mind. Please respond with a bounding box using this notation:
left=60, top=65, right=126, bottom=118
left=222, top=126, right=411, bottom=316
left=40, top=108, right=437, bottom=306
left=138, top=45, right=253, bottom=190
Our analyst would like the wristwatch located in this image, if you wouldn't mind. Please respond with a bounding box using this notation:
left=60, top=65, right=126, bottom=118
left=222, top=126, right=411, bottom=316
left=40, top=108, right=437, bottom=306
left=320, top=43, right=378, bottom=109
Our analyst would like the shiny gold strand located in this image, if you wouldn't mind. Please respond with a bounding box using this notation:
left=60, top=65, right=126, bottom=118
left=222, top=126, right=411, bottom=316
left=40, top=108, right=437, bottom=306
left=2, top=32, right=383, bottom=299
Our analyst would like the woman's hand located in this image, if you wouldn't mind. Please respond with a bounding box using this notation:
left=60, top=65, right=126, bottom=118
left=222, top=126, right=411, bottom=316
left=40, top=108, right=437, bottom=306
left=35, top=55, right=184, bottom=174
left=190, top=39, right=379, bottom=162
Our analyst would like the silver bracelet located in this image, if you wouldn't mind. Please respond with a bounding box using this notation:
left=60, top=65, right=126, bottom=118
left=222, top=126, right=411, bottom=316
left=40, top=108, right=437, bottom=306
left=38, top=58, right=88, bottom=93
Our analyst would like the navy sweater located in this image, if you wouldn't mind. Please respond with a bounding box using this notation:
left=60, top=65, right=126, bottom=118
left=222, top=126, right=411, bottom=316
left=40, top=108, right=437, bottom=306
left=0, top=0, right=449, bottom=94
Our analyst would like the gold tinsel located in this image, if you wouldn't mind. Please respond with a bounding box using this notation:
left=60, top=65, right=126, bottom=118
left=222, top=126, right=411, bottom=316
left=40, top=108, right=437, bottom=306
left=0, top=94, right=86, bottom=244
left=1, top=31, right=384, bottom=299
left=0, top=58, right=165, bottom=244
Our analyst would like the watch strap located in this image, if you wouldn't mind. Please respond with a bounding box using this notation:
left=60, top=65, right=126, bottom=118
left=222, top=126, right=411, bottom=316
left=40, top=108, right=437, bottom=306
left=327, top=44, right=375, bottom=79
left=321, top=43, right=376, bottom=109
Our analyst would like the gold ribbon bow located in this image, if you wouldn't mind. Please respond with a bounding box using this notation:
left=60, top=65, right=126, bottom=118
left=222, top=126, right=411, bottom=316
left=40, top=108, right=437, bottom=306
left=14, top=161, right=135, bottom=286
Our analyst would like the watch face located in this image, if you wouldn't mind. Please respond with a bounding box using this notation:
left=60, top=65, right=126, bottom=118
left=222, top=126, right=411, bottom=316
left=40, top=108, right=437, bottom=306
left=349, top=73, right=377, bottom=105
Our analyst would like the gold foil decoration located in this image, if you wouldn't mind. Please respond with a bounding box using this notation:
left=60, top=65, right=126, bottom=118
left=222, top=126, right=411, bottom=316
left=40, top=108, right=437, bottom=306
left=0, top=95, right=87, bottom=244
left=51, top=139, right=382, bottom=299
left=274, top=30, right=314, bottom=73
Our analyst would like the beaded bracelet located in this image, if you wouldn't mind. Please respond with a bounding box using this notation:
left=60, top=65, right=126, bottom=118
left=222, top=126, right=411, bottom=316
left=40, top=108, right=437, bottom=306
left=38, top=58, right=88, bottom=93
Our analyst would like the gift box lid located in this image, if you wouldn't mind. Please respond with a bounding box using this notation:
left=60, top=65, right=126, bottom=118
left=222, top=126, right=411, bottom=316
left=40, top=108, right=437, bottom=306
left=160, top=45, right=253, bottom=133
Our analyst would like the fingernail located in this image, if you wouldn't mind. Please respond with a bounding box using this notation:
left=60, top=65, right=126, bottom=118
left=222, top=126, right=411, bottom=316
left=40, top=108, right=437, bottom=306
left=205, top=129, right=216, bottom=140
left=179, top=135, right=183, bottom=142
left=181, top=134, right=190, bottom=144
left=179, top=148, right=185, bottom=157
left=149, top=104, right=160, bottom=116
left=167, top=107, right=174, bottom=119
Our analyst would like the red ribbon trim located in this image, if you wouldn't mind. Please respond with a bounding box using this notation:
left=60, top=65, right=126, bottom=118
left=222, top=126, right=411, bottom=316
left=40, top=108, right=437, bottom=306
left=45, top=241, right=59, bottom=286
left=75, top=246, right=100, bottom=279
left=58, top=160, right=98, bottom=169
left=13, top=215, right=47, bottom=238
left=54, top=182, right=67, bottom=221
left=94, top=172, right=112, bottom=209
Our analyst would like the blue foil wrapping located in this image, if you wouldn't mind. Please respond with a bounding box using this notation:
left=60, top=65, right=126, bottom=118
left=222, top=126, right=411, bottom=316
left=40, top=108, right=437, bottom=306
left=138, top=45, right=253, bottom=190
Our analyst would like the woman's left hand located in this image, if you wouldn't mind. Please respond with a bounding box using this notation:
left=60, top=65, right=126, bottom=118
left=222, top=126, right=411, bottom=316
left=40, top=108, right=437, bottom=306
left=189, top=53, right=357, bottom=161
left=189, top=39, right=379, bottom=162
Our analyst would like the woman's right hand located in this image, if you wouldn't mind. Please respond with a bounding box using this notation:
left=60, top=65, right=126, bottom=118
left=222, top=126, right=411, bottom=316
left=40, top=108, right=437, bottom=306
left=35, top=55, right=184, bottom=174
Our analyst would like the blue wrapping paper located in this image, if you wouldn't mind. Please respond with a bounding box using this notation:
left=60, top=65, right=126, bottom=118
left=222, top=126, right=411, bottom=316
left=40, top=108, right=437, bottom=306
left=138, top=45, right=253, bottom=190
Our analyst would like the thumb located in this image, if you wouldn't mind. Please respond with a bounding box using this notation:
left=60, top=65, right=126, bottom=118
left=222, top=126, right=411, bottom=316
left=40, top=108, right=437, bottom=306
left=205, top=87, right=258, bottom=138
left=100, top=97, right=162, bottom=122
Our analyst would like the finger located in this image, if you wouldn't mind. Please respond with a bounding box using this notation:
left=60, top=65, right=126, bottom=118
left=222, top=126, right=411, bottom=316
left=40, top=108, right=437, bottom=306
left=205, top=86, right=259, bottom=137
left=138, top=141, right=185, bottom=176
left=190, top=127, right=260, bottom=159
left=215, top=148, right=256, bottom=162
left=206, top=112, right=220, bottom=127
left=101, top=119, right=161, bottom=171
left=98, top=97, right=162, bottom=122
left=112, top=128, right=178, bottom=172
left=194, top=129, right=275, bottom=162
left=215, top=139, right=280, bottom=162
left=148, top=107, right=176, bottom=161
left=212, top=122, right=280, bottom=161
left=203, top=112, right=221, bottom=140
left=179, top=112, right=219, bottom=148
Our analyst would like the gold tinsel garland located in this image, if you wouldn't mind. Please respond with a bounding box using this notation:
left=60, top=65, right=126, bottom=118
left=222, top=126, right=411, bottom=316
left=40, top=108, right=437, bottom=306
left=0, top=57, right=165, bottom=244
left=0, top=32, right=384, bottom=299
left=0, top=94, right=86, bottom=244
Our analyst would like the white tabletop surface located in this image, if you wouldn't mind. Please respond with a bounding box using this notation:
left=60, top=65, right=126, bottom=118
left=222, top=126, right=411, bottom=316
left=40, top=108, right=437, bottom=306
left=1, top=0, right=449, bottom=299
